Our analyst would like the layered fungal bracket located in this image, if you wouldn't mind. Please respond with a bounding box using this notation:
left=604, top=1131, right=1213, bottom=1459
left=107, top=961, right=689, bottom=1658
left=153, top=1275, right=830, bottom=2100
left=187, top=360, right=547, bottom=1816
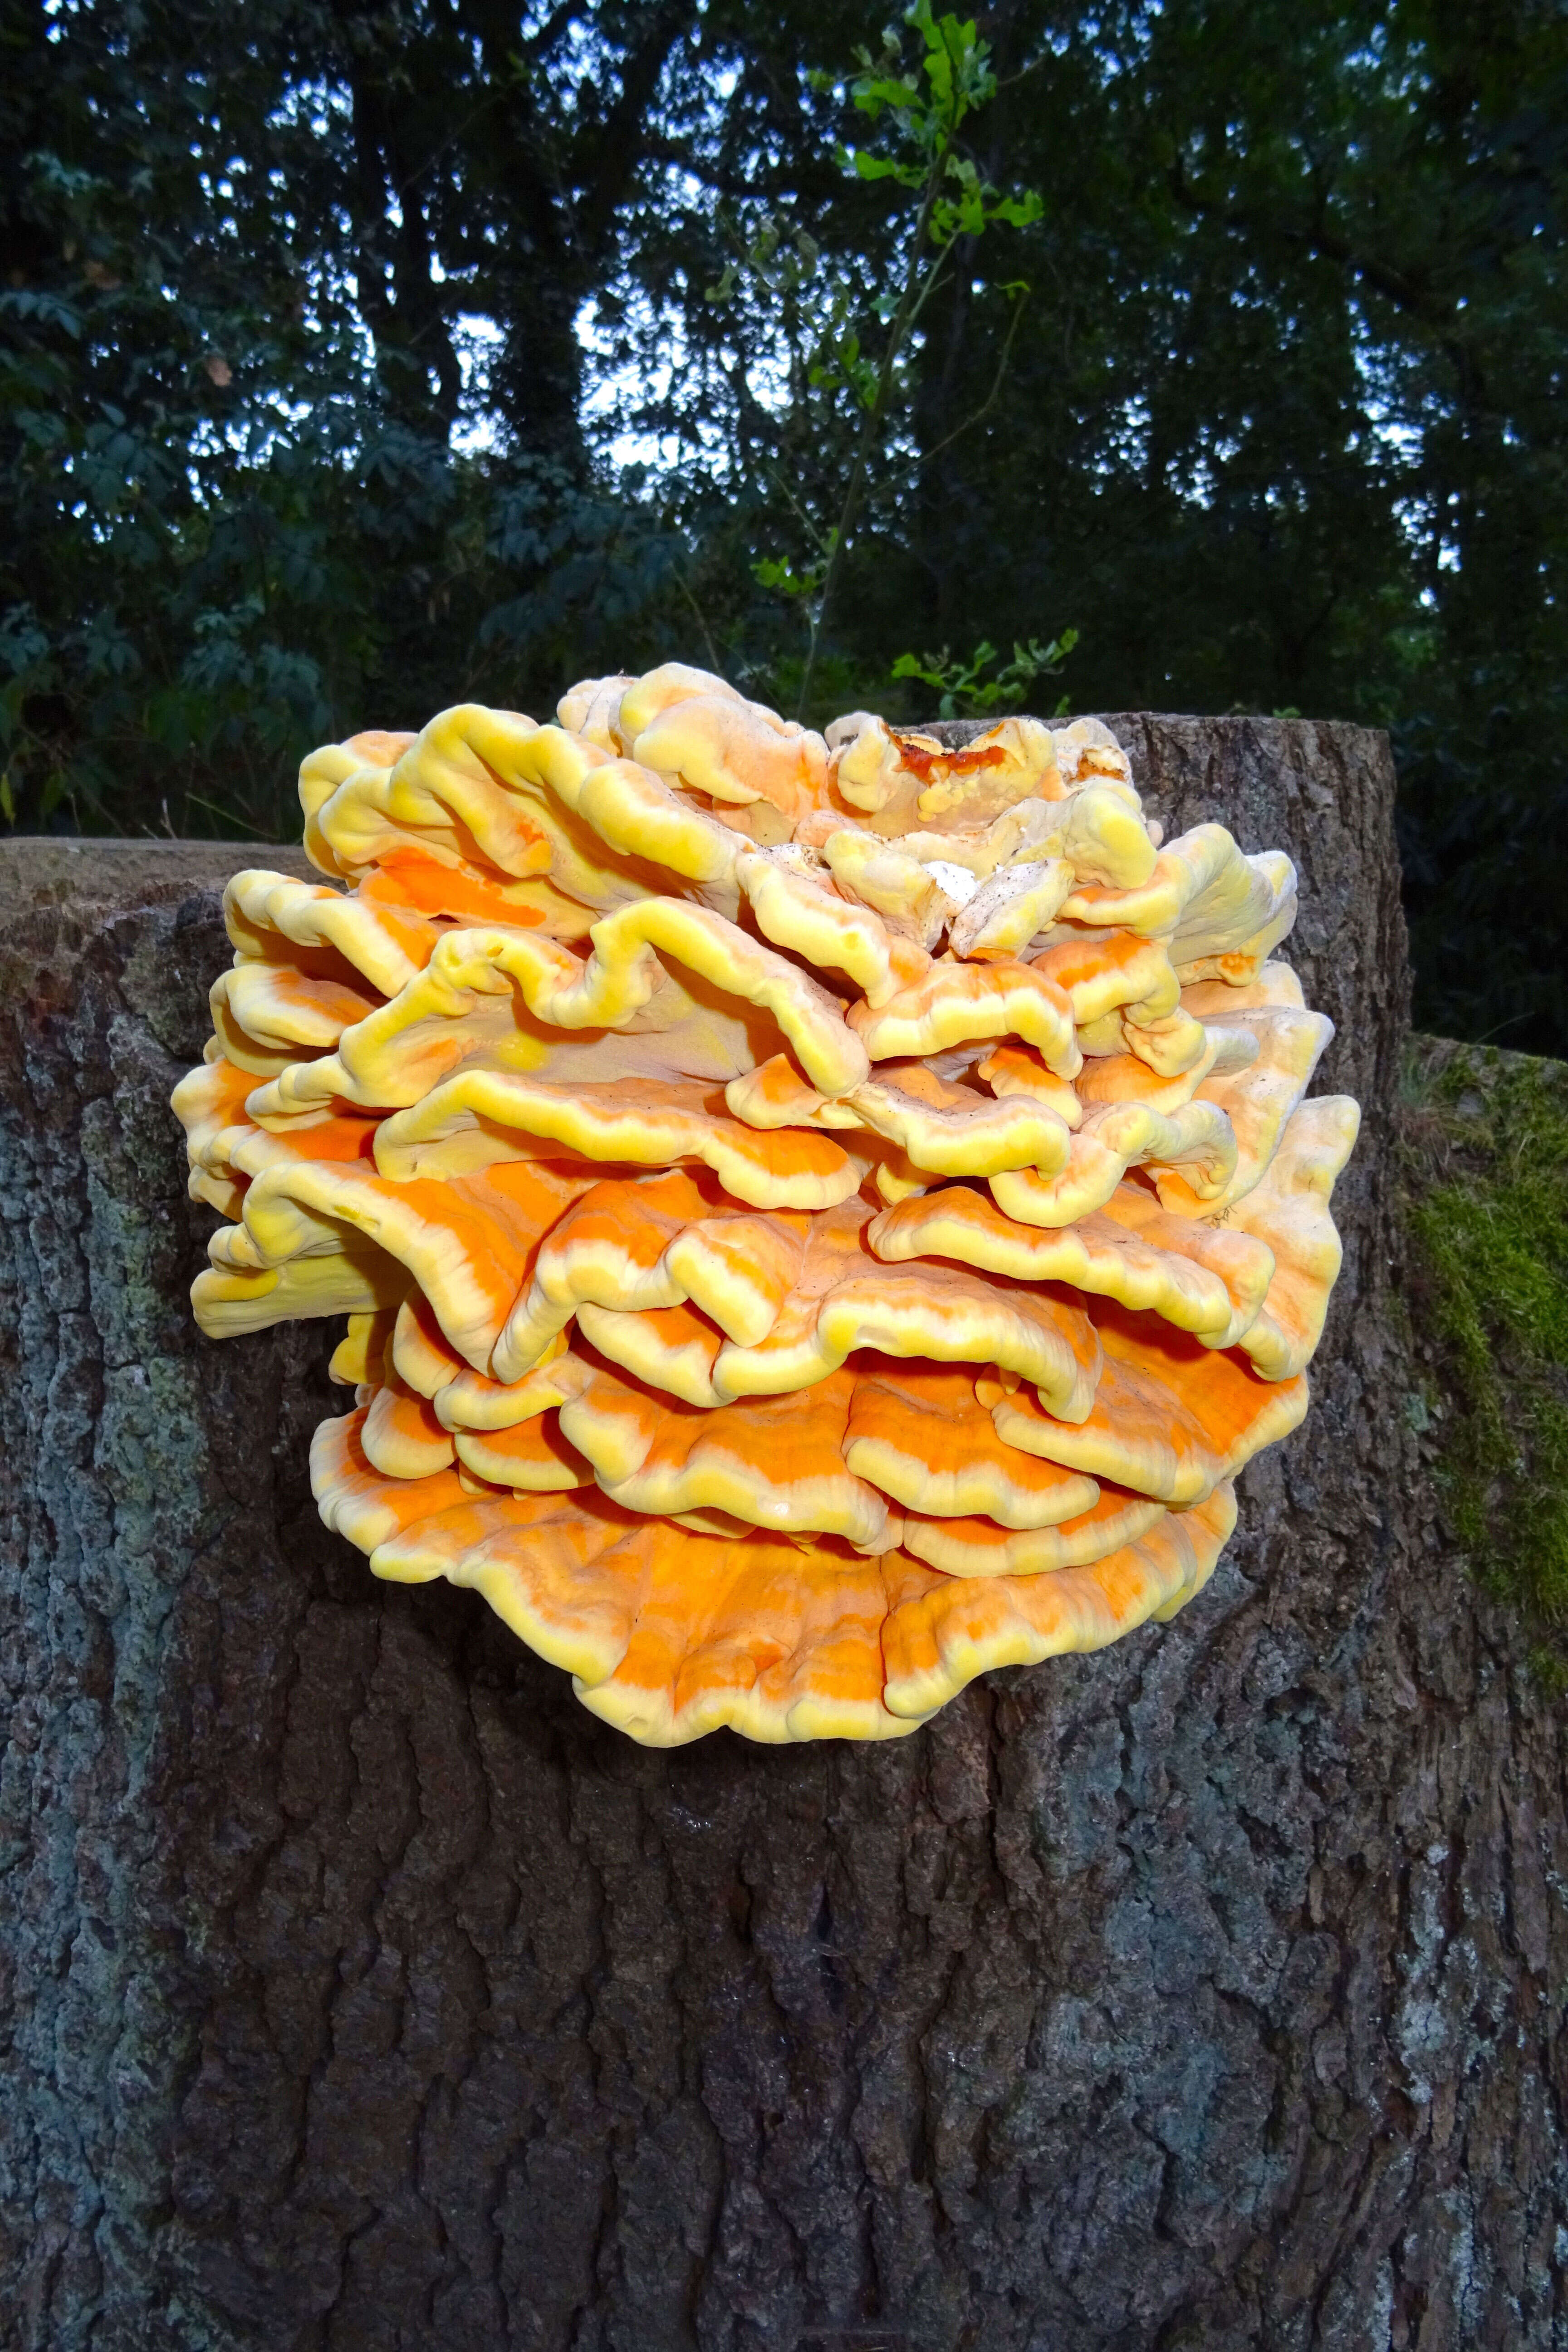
left=173, top=666, right=1359, bottom=1746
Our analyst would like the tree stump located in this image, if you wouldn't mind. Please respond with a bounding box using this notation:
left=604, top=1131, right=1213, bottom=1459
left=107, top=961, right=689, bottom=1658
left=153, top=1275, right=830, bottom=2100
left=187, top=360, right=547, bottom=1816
left=1, top=725, right=1562, bottom=2352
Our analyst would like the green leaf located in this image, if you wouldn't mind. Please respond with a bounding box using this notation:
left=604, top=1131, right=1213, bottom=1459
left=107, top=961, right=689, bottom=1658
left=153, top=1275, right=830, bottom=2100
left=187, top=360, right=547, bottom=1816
left=848, top=150, right=922, bottom=186
left=752, top=555, right=825, bottom=600
left=851, top=74, right=920, bottom=118
left=990, top=190, right=1044, bottom=229
left=892, top=632, right=1078, bottom=717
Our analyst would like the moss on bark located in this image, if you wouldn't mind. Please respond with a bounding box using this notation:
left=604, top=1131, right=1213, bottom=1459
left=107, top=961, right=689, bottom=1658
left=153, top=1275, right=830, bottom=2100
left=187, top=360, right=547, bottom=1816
left=1401, top=1037, right=1568, bottom=1683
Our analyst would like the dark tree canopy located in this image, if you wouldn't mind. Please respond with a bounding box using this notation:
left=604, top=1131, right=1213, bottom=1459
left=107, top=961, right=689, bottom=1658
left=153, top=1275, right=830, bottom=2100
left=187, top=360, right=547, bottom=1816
left=3, top=0, right=1565, bottom=1052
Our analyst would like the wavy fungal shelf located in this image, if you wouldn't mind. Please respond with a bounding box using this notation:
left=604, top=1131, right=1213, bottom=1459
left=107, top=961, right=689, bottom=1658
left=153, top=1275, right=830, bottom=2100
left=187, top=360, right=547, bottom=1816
left=173, top=666, right=1357, bottom=1744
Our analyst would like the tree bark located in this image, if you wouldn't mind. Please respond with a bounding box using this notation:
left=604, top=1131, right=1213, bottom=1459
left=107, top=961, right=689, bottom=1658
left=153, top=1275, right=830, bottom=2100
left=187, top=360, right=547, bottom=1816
left=0, top=726, right=1563, bottom=2352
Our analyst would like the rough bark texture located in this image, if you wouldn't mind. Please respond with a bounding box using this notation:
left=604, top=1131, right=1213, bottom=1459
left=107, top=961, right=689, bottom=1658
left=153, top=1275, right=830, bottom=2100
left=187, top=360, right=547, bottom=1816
left=0, top=723, right=1563, bottom=2352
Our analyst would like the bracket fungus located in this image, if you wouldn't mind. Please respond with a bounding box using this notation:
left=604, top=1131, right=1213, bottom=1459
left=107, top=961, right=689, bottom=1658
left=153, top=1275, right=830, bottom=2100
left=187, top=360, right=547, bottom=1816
left=173, top=672, right=1358, bottom=1745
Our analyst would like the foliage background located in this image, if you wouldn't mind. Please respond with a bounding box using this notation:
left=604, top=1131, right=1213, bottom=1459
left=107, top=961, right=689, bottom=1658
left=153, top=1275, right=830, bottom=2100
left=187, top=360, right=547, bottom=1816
left=4, top=0, right=1564, bottom=1054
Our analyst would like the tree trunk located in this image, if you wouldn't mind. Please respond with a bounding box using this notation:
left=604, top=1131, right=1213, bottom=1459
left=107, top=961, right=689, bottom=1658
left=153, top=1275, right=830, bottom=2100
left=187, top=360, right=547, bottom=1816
left=0, top=727, right=1562, bottom=2352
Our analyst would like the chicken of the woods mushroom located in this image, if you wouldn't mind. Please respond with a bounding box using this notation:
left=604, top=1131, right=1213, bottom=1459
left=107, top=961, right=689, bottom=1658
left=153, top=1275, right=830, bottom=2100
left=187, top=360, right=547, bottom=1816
left=173, top=667, right=1358, bottom=1745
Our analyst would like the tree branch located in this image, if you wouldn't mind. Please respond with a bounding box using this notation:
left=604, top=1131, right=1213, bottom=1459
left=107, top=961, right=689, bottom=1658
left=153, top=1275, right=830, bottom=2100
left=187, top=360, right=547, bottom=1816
left=1164, top=151, right=1489, bottom=411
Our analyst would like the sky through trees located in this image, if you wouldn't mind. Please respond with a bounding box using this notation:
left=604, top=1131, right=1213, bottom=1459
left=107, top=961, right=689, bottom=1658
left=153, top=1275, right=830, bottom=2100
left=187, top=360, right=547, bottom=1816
left=3, top=0, right=1565, bottom=1049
